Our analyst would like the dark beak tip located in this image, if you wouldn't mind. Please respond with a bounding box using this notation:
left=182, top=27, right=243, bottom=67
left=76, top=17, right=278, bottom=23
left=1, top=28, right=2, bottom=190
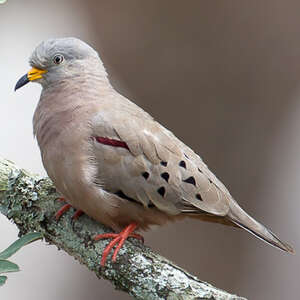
left=15, top=74, right=29, bottom=91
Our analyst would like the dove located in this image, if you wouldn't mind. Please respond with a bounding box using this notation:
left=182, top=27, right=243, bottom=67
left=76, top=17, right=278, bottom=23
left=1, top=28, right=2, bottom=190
left=15, top=37, right=294, bottom=266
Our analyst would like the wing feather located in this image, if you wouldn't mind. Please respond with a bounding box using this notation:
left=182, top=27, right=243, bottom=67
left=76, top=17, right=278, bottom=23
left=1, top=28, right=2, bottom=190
left=91, top=107, right=230, bottom=217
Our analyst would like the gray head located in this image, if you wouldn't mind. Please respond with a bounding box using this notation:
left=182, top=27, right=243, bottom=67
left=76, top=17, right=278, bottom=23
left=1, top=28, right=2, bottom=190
left=15, top=37, right=106, bottom=90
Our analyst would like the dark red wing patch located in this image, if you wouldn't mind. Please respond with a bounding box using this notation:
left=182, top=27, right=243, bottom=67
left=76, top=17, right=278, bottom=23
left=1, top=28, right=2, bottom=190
left=94, top=136, right=129, bottom=150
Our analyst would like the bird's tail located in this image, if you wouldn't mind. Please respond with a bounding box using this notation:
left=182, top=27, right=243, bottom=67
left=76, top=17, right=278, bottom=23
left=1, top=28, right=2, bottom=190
left=227, top=200, right=294, bottom=254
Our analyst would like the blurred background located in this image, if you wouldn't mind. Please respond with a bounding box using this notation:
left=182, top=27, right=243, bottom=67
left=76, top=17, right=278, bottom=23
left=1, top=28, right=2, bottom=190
left=0, top=1, right=299, bottom=299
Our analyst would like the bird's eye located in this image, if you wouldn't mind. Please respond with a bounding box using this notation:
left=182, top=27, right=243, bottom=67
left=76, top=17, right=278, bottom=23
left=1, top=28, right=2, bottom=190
left=53, top=54, right=64, bottom=65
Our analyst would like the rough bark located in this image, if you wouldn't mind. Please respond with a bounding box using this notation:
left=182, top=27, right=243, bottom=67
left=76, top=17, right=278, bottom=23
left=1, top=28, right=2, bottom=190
left=0, top=157, right=246, bottom=300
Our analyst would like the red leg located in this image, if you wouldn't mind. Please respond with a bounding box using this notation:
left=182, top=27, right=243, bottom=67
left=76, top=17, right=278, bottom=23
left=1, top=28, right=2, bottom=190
left=101, top=236, right=122, bottom=266
left=55, top=197, right=84, bottom=220
left=56, top=197, right=66, bottom=202
left=72, top=210, right=84, bottom=220
left=129, top=233, right=144, bottom=243
left=55, top=203, right=71, bottom=220
left=94, top=223, right=143, bottom=266
left=94, top=232, right=143, bottom=242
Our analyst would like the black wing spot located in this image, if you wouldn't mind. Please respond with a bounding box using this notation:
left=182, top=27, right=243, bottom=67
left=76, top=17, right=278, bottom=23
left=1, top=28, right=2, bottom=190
left=160, top=161, right=168, bottom=167
left=161, top=172, right=169, bottom=182
left=157, top=186, right=166, bottom=197
left=142, top=172, right=150, bottom=180
left=183, top=176, right=196, bottom=186
left=179, top=160, right=186, bottom=169
left=115, top=190, right=141, bottom=205
left=196, top=193, right=203, bottom=201
left=209, top=179, right=213, bottom=183
left=115, top=190, right=155, bottom=208
left=198, top=168, right=203, bottom=173
left=184, top=153, right=189, bottom=159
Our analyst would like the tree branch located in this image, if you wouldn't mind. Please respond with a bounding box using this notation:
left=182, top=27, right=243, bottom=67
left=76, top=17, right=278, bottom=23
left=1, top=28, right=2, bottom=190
left=0, top=157, right=246, bottom=300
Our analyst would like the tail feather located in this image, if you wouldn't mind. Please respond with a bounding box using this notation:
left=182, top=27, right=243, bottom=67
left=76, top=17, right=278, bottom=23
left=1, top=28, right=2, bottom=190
left=227, top=200, right=294, bottom=254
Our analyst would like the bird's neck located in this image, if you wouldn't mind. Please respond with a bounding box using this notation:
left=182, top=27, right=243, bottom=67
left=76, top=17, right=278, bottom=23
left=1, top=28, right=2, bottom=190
left=33, top=74, right=112, bottom=149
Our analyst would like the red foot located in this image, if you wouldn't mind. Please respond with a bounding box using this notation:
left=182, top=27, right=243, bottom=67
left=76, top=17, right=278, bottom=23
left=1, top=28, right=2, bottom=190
left=72, top=209, right=84, bottom=220
left=57, top=197, right=66, bottom=202
left=94, top=223, right=143, bottom=266
left=55, top=197, right=84, bottom=220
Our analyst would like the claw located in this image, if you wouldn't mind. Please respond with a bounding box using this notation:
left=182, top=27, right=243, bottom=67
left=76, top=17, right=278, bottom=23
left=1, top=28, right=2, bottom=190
left=94, top=223, right=142, bottom=266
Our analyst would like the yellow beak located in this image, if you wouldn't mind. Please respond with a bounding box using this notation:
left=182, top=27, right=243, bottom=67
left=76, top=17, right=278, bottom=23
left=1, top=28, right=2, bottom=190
left=15, top=67, right=47, bottom=91
left=27, top=67, right=47, bottom=81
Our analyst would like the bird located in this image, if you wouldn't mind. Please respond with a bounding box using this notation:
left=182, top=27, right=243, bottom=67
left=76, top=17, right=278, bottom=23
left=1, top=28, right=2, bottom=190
left=15, top=37, right=294, bottom=266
